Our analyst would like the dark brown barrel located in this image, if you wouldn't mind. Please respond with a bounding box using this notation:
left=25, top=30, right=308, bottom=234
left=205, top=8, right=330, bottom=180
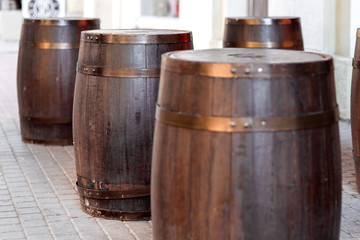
left=152, top=48, right=341, bottom=239
left=73, top=29, right=193, bottom=220
left=17, top=18, right=100, bottom=145
left=223, top=17, right=304, bottom=50
left=351, top=28, right=360, bottom=192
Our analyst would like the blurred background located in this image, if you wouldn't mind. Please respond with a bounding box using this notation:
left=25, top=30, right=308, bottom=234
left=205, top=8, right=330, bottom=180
left=0, top=0, right=355, bottom=120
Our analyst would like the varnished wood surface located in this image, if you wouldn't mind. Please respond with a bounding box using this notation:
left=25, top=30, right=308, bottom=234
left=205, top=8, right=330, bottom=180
left=73, top=29, right=193, bottom=220
left=152, top=48, right=341, bottom=239
left=351, top=28, right=360, bottom=191
left=223, top=17, right=304, bottom=50
left=17, top=18, right=100, bottom=145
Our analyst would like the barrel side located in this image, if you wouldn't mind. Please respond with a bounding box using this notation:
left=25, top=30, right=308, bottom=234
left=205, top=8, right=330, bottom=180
left=17, top=21, right=99, bottom=144
left=351, top=31, right=360, bottom=191
left=152, top=59, right=341, bottom=239
left=223, top=20, right=303, bottom=50
left=73, top=36, right=193, bottom=220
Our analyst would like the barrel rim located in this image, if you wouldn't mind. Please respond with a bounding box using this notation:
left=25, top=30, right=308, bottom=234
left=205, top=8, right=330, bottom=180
left=80, top=203, right=151, bottom=220
left=161, top=48, right=333, bottom=78
left=22, top=18, right=100, bottom=26
left=225, top=17, right=301, bottom=25
left=80, top=29, right=193, bottom=44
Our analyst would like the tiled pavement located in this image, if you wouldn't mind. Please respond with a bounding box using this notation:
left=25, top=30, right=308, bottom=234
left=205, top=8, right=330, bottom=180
left=0, top=44, right=360, bottom=239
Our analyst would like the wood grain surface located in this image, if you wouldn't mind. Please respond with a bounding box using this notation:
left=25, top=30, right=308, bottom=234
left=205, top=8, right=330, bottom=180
left=17, top=18, right=100, bottom=145
left=351, top=28, right=360, bottom=192
left=73, top=29, right=193, bottom=220
left=223, top=17, right=304, bottom=50
left=152, top=48, right=341, bottom=240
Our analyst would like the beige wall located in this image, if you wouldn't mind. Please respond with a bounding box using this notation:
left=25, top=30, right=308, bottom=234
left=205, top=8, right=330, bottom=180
left=335, top=0, right=350, bottom=57
left=83, top=0, right=141, bottom=29
left=269, top=0, right=336, bottom=54
left=83, top=0, right=113, bottom=28
left=67, top=0, right=84, bottom=16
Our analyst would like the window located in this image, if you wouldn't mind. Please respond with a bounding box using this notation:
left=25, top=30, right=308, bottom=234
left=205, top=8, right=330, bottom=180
left=141, top=0, right=179, bottom=17
left=0, top=0, right=21, bottom=10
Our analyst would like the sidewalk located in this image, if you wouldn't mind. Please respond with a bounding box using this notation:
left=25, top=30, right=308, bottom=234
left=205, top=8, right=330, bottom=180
left=0, top=48, right=360, bottom=239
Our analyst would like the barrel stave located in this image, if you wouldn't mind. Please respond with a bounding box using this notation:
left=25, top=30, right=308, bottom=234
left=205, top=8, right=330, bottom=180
left=21, top=21, right=98, bottom=43
left=352, top=66, right=360, bottom=190
left=351, top=31, right=360, bottom=190
left=225, top=24, right=301, bottom=42
left=74, top=77, right=157, bottom=185
left=18, top=49, right=77, bottom=117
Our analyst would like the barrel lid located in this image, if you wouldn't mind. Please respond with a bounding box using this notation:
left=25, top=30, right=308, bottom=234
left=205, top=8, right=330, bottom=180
left=225, top=17, right=301, bottom=25
left=81, top=29, right=193, bottom=44
left=22, top=18, right=100, bottom=26
left=162, top=48, right=332, bottom=78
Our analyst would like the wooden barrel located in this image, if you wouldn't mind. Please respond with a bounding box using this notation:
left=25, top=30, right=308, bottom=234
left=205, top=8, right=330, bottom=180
left=152, top=48, right=341, bottom=239
left=351, top=28, right=360, bottom=192
left=73, top=29, right=193, bottom=220
left=223, top=17, right=304, bottom=50
left=17, top=18, right=100, bottom=145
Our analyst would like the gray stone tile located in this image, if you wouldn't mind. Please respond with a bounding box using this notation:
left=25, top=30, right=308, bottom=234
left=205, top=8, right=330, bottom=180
left=0, top=232, right=26, bottom=239
left=20, top=213, right=45, bottom=221
left=17, top=207, right=41, bottom=215
left=15, top=201, right=38, bottom=209
left=0, top=211, right=17, bottom=218
left=25, top=226, right=52, bottom=236
left=0, top=217, right=20, bottom=225
left=22, top=219, right=47, bottom=228
left=0, top=200, right=13, bottom=206
left=0, top=224, right=23, bottom=233
left=27, top=234, right=54, bottom=240
left=0, top=205, right=15, bottom=212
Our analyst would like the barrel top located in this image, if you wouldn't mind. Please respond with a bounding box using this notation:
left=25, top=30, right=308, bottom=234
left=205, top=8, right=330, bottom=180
left=162, top=48, right=332, bottom=78
left=225, top=17, right=300, bottom=25
left=81, top=29, right=193, bottom=44
left=357, top=28, right=360, bottom=38
left=22, top=18, right=100, bottom=26
left=168, top=48, right=324, bottom=63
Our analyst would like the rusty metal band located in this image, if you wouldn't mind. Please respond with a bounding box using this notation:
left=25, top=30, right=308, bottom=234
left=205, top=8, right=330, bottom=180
left=76, top=63, right=160, bottom=78
left=21, top=41, right=79, bottom=49
left=353, top=59, right=360, bottom=68
left=224, top=41, right=301, bottom=48
left=77, top=182, right=150, bottom=200
left=80, top=203, right=151, bottom=220
left=225, top=18, right=299, bottom=25
left=22, top=19, right=100, bottom=26
left=162, top=55, right=332, bottom=78
left=21, top=115, right=72, bottom=124
left=77, top=175, right=149, bottom=193
left=81, top=32, right=192, bottom=44
left=155, top=105, right=339, bottom=132
left=357, top=29, right=360, bottom=38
